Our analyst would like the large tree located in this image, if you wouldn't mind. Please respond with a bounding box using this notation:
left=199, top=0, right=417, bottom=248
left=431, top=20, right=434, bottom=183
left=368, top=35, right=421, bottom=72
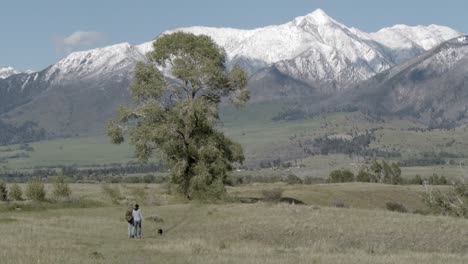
left=107, top=32, right=249, bottom=199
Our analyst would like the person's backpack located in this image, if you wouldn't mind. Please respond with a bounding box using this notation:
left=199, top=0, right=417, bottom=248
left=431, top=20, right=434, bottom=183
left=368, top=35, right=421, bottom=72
left=125, top=210, right=133, bottom=223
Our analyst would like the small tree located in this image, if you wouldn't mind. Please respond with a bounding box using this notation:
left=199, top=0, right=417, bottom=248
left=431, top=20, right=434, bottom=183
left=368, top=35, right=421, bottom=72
left=9, top=183, right=23, bottom=201
left=390, top=163, right=402, bottom=184
left=0, top=181, right=7, bottom=201
left=25, top=178, right=46, bottom=201
left=107, top=32, right=249, bottom=199
left=356, top=168, right=371, bottom=182
left=52, top=175, right=71, bottom=198
left=370, top=160, right=383, bottom=182
left=411, top=174, right=424, bottom=185
left=329, top=169, right=354, bottom=183
left=382, top=161, right=392, bottom=184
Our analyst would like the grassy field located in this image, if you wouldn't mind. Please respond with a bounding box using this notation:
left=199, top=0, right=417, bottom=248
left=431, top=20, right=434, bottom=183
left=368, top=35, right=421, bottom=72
left=1, top=183, right=467, bottom=263
left=1, top=102, right=468, bottom=183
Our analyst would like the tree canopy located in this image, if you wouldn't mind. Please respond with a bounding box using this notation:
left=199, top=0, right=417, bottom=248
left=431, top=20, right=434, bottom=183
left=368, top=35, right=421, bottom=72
left=107, top=32, right=249, bottom=199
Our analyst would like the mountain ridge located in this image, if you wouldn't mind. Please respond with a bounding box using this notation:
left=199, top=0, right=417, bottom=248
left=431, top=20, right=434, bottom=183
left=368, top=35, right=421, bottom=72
left=323, top=35, right=468, bottom=127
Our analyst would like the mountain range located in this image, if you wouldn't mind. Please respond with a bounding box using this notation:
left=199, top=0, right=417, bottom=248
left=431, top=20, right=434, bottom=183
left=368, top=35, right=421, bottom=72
left=0, top=9, right=465, bottom=144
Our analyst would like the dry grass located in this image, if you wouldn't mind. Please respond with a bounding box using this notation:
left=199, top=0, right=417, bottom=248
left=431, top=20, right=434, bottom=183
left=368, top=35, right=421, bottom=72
left=0, top=183, right=467, bottom=263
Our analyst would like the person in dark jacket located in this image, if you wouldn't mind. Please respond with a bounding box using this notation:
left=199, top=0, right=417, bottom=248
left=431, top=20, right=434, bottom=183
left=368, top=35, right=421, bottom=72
left=125, top=205, right=134, bottom=238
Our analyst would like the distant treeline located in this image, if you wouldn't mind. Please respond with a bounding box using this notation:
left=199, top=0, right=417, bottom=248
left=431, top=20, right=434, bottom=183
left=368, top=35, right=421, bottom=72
left=299, top=130, right=401, bottom=158
left=0, top=120, right=47, bottom=145
left=400, top=152, right=465, bottom=167
left=0, top=163, right=163, bottom=182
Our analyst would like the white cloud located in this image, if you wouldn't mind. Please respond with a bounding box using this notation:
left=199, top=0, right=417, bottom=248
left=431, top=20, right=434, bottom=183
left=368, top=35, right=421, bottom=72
left=55, top=31, right=107, bottom=53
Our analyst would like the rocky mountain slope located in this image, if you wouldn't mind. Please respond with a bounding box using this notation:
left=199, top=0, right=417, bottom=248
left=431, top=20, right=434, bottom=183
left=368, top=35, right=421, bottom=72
left=328, top=36, right=468, bottom=127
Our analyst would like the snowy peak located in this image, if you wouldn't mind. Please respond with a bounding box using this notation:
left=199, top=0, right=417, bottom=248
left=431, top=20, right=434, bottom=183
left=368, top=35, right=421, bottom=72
left=373, top=24, right=461, bottom=50
left=0, top=67, right=20, bottom=79
left=46, top=42, right=145, bottom=81
left=297, top=8, right=337, bottom=26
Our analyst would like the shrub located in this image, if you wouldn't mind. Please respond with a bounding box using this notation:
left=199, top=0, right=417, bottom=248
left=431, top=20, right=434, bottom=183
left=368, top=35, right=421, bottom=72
left=143, top=174, right=155, bottom=183
left=125, top=176, right=142, bottom=184
left=333, top=200, right=348, bottom=208
left=386, top=202, right=407, bottom=213
left=329, top=169, right=355, bottom=183
left=286, top=174, right=302, bottom=184
left=427, top=174, right=449, bottom=185
left=356, top=169, right=371, bottom=182
left=8, top=183, right=22, bottom=201
left=410, top=175, right=424, bottom=185
left=25, top=178, right=46, bottom=201
left=0, top=181, right=7, bottom=201
left=52, top=175, right=71, bottom=198
left=262, top=188, right=284, bottom=202
left=423, top=182, right=468, bottom=218
left=303, top=176, right=326, bottom=184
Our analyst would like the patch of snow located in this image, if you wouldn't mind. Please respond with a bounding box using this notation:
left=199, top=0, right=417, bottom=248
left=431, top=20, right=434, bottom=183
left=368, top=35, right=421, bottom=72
left=0, top=66, right=20, bottom=79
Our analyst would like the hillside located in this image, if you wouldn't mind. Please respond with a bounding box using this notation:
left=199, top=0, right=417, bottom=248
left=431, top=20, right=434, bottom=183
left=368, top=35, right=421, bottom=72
left=330, top=35, right=468, bottom=127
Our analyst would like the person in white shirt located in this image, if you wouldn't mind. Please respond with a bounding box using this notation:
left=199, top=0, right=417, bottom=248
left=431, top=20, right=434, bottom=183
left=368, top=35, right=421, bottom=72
left=132, top=204, right=143, bottom=238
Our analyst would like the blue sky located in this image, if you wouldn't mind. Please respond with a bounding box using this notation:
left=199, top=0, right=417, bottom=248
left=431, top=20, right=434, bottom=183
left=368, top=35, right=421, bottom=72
left=2, top=0, right=467, bottom=71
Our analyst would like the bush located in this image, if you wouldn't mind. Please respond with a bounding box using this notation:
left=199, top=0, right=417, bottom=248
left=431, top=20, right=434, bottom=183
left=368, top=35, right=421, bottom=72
left=8, top=183, right=22, bottom=201
left=52, top=175, right=71, bottom=198
left=143, top=174, right=155, bottom=183
left=286, top=174, right=302, bottom=184
left=0, top=181, right=7, bottom=201
left=423, top=182, right=468, bottom=218
left=329, top=169, right=355, bottom=183
left=262, top=188, right=284, bottom=202
left=303, top=176, right=326, bottom=184
left=427, top=174, right=449, bottom=185
left=386, top=202, right=407, bottom=213
left=333, top=200, right=348, bottom=208
left=25, top=178, right=46, bottom=201
left=356, top=169, right=371, bottom=182
left=410, top=175, right=424, bottom=185
left=125, top=176, right=142, bottom=184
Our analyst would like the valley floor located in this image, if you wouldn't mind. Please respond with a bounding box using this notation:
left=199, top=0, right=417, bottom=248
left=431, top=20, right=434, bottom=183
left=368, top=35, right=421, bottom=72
left=0, top=183, right=467, bottom=264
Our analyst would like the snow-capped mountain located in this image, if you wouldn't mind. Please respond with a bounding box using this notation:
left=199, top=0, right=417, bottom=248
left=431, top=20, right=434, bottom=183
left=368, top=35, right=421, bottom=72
left=45, top=43, right=146, bottom=83
left=165, top=9, right=460, bottom=89
left=0, top=67, right=20, bottom=79
left=0, top=9, right=464, bottom=140
left=39, top=9, right=461, bottom=91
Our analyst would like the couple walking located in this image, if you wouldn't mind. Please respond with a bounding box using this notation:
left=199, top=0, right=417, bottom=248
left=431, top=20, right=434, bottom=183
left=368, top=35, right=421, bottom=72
left=126, top=204, right=143, bottom=239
